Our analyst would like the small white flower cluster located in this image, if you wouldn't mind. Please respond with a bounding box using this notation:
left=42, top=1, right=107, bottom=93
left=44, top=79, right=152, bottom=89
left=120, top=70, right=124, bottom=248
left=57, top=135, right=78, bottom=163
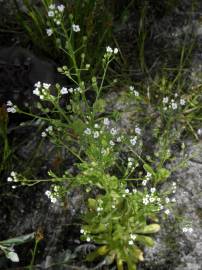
left=84, top=120, right=122, bottom=147
left=128, top=157, right=134, bottom=168
left=182, top=227, right=193, bottom=233
left=129, top=86, right=139, bottom=97
left=7, top=171, right=18, bottom=189
left=162, top=95, right=186, bottom=111
left=122, top=188, right=137, bottom=198
left=6, top=101, right=17, bottom=113
left=47, top=4, right=65, bottom=28
left=172, top=182, right=177, bottom=193
left=41, top=125, right=53, bottom=138
left=80, top=228, right=91, bottom=242
left=60, top=86, right=81, bottom=95
left=143, top=194, right=155, bottom=205
left=103, top=117, right=110, bottom=126
left=135, top=126, right=141, bottom=135
left=96, top=199, right=104, bottom=213
left=72, top=24, right=80, bottom=32
left=45, top=190, right=57, bottom=204
left=142, top=172, right=152, bottom=186
left=128, top=233, right=137, bottom=245
left=130, top=136, right=137, bottom=146
left=106, top=46, right=119, bottom=55
left=33, top=82, right=52, bottom=100
left=142, top=188, right=160, bottom=206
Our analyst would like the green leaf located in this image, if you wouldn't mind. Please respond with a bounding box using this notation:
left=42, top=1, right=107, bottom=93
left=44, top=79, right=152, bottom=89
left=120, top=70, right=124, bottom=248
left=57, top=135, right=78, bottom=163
left=136, top=235, right=155, bottom=247
left=136, top=224, right=160, bottom=234
left=86, top=245, right=109, bottom=261
left=93, top=99, right=106, bottom=113
left=88, top=198, right=97, bottom=210
left=0, top=232, right=35, bottom=247
left=70, top=119, right=85, bottom=136
left=156, top=168, right=170, bottom=183
left=143, top=164, right=155, bottom=175
left=132, top=246, right=144, bottom=262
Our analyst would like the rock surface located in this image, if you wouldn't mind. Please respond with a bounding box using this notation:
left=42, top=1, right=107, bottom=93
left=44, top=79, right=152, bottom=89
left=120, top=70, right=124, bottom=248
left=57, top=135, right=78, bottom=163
left=139, top=141, right=202, bottom=270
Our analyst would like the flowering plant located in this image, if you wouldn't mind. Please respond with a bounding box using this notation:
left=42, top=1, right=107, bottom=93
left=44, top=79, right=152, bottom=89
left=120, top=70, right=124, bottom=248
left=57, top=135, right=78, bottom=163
left=6, top=2, right=194, bottom=269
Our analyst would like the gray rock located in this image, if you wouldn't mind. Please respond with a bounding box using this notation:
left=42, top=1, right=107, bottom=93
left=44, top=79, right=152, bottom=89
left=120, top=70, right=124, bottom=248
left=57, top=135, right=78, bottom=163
left=140, top=141, right=202, bottom=270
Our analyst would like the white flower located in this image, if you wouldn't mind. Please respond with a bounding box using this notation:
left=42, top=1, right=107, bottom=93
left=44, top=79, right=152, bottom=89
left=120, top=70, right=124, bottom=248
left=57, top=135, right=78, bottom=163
left=171, top=102, right=177, bottom=110
left=68, top=88, right=74, bottom=94
left=49, top=4, right=56, bottom=9
left=94, top=124, right=99, bottom=129
left=7, top=177, right=13, bottom=182
left=57, top=4, right=65, bottom=12
left=163, top=97, right=169, bottom=104
left=46, top=126, right=53, bottom=133
left=197, top=128, right=202, bottom=136
left=128, top=240, right=134, bottom=245
left=188, top=228, right=193, bottom=233
left=34, top=81, right=41, bottom=88
left=165, top=209, right=170, bottom=215
left=11, top=171, right=17, bottom=178
left=180, top=99, right=186, bottom=106
left=33, top=88, right=40, bottom=96
left=129, top=86, right=134, bottom=91
left=43, top=83, right=51, bottom=89
left=130, top=234, right=137, bottom=240
left=48, top=10, right=54, bottom=17
left=86, top=237, right=91, bottom=242
left=110, top=128, right=117, bottom=135
left=12, top=185, right=16, bottom=189
left=93, top=131, right=99, bottom=138
left=146, top=172, right=152, bottom=178
left=46, top=28, right=53, bottom=36
left=72, top=24, right=80, bottom=32
left=142, top=180, right=147, bottom=186
left=112, top=204, right=115, bottom=209
left=125, top=188, right=130, bottom=194
left=103, top=117, right=110, bottom=126
left=116, top=137, right=122, bottom=142
left=110, top=140, right=115, bottom=146
left=45, top=190, right=51, bottom=197
left=128, top=161, right=133, bottom=168
left=133, top=90, right=139, bottom=97
left=7, top=107, right=16, bottom=113
left=143, top=197, right=149, bottom=205
left=84, top=128, right=91, bottom=135
left=114, top=48, right=119, bottom=54
left=130, top=136, right=137, bottom=146
left=150, top=187, right=156, bottom=193
left=149, top=196, right=155, bottom=203
left=7, top=100, right=13, bottom=106
left=159, top=204, right=164, bottom=210
left=135, top=127, right=141, bottom=135
left=106, top=46, right=113, bottom=53
left=80, top=229, right=84, bottom=234
left=41, top=131, right=47, bottom=137
left=50, top=197, right=57, bottom=204
left=60, top=87, right=68, bottom=94
left=165, top=197, right=170, bottom=203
